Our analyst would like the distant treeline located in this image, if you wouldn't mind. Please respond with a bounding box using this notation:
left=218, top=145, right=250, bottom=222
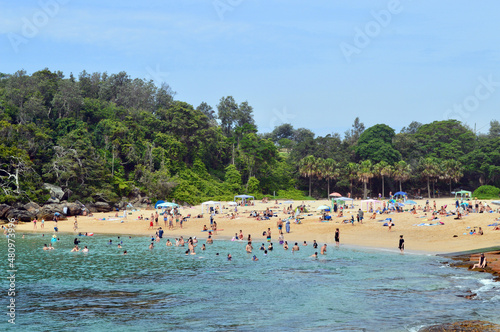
left=0, top=69, right=499, bottom=205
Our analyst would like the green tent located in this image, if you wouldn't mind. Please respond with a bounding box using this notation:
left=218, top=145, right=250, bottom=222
left=454, top=190, right=471, bottom=199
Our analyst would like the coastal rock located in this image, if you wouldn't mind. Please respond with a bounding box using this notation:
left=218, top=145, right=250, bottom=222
left=420, top=320, right=500, bottom=332
left=6, top=209, right=35, bottom=222
left=38, top=204, right=64, bottom=220
left=65, top=202, right=83, bottom=216
left=92, top=202, right=112, bottom=212
left=23, top=202, right=41, bottom=213
left=0, top=204, right=12, bottom=219
left=47, top=197, right=60, bottom=204
left=43, top=183, right=65, bottom=201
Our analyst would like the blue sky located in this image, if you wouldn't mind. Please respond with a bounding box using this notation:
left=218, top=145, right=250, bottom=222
left=1, top=0, right=499, bottom=136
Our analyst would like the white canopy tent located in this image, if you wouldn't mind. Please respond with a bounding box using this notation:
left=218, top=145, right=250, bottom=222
left=360, top=199, right=383, bottom=211
left=234, top=194, right=255, bottom=205
left=201, top=201, right=222, bottom=213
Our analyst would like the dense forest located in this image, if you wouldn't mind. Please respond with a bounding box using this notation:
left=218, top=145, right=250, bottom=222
left=0, top=69, right=499, bottom=206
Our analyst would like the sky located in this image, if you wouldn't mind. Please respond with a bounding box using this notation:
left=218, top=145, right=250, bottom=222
left=1, top=0, right=499, bottom=137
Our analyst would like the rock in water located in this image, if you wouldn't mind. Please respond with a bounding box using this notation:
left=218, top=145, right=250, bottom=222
left=420, top=320, right=500, bottom=332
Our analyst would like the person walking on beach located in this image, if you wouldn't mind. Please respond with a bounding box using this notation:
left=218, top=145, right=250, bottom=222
left=33, top=218, right=37, bottom=229
left=335, top=228, right=340, bottom=247
left=399, top=235, right=405, bottom=253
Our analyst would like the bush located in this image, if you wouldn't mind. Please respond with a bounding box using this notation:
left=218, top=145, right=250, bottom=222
left=472, top=185, right=500, bottom=199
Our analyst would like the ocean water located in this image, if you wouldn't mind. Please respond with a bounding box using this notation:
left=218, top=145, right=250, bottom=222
left=1, top=233, right=499, bottom=332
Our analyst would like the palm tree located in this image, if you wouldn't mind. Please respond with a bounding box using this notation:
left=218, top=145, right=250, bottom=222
left=440, top=159, right=464, bottom=196
left=323, top=158, right=339, bottom=199
left=374, top=161, right=393, bottom=199
left=357, top=160, right=374, bottom=199
left=419, top=157, right=439, bottom=199
left=346, top=162, right=359, bottom=198
left=299, top=155, right=318, bottom=197
left=392, top=160, right=411, bottom=192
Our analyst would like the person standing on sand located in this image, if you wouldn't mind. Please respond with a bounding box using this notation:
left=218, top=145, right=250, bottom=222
left=33, top=218, right=37, bottom=229
left=335, top=228, right=340, bottom=247
left=399, top=235, right=405, bottom=253
left=358, top=209, right=364, bottom=224
left=155, top=211, right=159, bottom=226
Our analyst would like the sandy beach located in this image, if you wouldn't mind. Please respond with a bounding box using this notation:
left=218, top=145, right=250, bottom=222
left=13, top=197, right=500, bottom=255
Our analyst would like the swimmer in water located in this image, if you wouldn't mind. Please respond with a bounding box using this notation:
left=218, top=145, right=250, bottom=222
left=149, top=242, right=154, bottom=250
left=166, top=239, right=172, bottom=246
left=43, top=244, right=49, bottom=250
left=123, top=250, right=128, bottom=255
left=320, top=244, right=327, bottom=255
left=201, top=244, right=206, bottom=251
left=246, top=242, right=253, bottom=253
left=310, top=252, right=318, bottom=258
left=71, top=245, right=79, bottom=252
left=292, top=243, right=300, bottom=252
left=82, top=246, right=89, bottom=253
left=117, top=244, right=122, bottom=248
left=283, top=241, right=289, bottom=250
left=252, top=255, right=259, bottom=261
left=227, top=253, right=232, bottom=261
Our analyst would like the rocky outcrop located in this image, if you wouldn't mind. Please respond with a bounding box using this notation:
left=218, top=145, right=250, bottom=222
left=38, top=204, right=65, bottom=220
left=43, top=183, right=65, bottom=201
left=91, top=202, right=112, bottom=212
left=23, top=202, right=41, bottom=214
left=0, top=204, right=13, bottom=219
left=5, top=209, right=35, bottom=222
left=420, top=320, right=500, bottom=331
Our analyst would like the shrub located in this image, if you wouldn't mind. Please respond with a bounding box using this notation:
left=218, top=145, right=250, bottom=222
left=472, top=185, right=500, bottom=199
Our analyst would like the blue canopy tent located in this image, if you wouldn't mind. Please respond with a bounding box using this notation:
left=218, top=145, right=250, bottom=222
left=154, top=200, right=165, bottom=209
left=157, top=202, right=179, bottom=208
left=393, top=191, right=407, bottom=198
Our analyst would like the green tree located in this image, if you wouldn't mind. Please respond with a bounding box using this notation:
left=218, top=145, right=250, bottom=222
left=392, top=160, right=411, bottom=192
left=439, top=159, right=463, bottom=196
left=357, top=160, right=374, bottom=199
left=419, top=157, right=440, bottom=199
left=299, top=155, right=318, bottom=197
left=374, top=161, right=392, bottom=198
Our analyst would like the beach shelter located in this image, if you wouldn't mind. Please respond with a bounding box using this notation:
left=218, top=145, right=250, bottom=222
left=491, top=201, right=500, bottom=206
left=329, top=192, right=342, bottom=197
left=317, top=205, right=331, bottom=211
left=234, top=194, right=255, bottom=205
left=455, top=190, right=472, bottom=199
left=201, top=201, right=222, bottom=213
left=332, top=197, right=353, bottom=207
left=157, top=202, right=179, bottom=208
left=406, top=200, right=418, bottom=205
left=154, top=200, right=165, bottom=209
left=393, top=191, right=407, bottom=200
left=228, top=201, right=238, bottom=206
left=360, top=199, right=383, bottom=211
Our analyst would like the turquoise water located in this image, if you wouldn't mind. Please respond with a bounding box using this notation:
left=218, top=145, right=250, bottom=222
left=1, top=233, right=499, bottom=331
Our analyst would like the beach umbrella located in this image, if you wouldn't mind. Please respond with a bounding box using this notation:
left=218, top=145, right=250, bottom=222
left=228, top=201, right=237, bottom=206
left=406, top=200, right=417, bottom=205
left=329, top=192, right=342, bottom=197
left=317, top=205, right=331, bottom=210
left=460, top=202, right=469, bottom=206
left=398, top=202, right=405, bottom=207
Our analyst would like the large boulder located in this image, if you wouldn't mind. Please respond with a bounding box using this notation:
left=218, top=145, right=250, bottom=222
left=0, top=204, right=12, bottom=219
left=43, top=183, right=65, bottom=201
left=6, top=209, right=35, bottom=222
left=38, top=204, right=64, bottom=220
left=23, top=202, right=41, bottom=214
left=93, top=202, right=112, bottom=212
left=65, top=202, right=83, bottom=216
